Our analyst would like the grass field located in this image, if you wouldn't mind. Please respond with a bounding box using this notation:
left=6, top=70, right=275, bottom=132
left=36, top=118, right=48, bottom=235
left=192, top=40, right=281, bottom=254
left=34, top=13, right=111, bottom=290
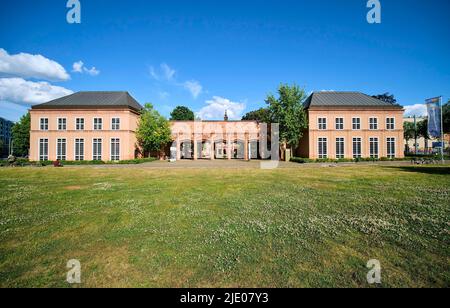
left=0, top=164, right=449, bottom=288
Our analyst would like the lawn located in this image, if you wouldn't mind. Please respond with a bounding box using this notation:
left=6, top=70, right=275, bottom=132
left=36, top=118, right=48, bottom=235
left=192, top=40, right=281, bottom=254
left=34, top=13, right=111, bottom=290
left=0, top=164, right=449, bottom=288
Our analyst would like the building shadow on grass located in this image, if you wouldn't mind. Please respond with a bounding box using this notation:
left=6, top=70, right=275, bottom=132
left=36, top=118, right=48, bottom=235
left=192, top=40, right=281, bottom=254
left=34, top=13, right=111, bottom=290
left=388, top=166, right=450, bottom=175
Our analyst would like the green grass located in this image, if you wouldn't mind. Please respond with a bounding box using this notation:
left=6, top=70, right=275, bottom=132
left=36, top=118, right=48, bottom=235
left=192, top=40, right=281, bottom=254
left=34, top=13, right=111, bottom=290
left=0, top=165, right=449, bottom=288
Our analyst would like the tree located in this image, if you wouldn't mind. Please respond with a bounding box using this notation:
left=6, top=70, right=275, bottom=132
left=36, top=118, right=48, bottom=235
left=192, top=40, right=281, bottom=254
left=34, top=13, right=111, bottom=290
left=266, top=84, right=308, bottom=149
left=242, top=108, right=271, bottom=123
left=11, top=112, right=30, bottom=157
left=404, top=121, right=415, bottom=144
left=136, top=103, right=172, bottom=158
left=170, top=106, right=195, bottom=121
left=443, top=101, right=450, bottom=134
left=372, top=93, right=398, bottom=105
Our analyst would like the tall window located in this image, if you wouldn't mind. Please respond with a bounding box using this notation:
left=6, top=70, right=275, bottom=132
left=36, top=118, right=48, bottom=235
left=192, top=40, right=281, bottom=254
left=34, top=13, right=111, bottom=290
left=335, top=118, right=344, bottom=130
left=111, top=138, right=120, bottom=161
left=369, top=117, right=378, bottom=130
left=387, top=138, right=396, bottom=159
left=353, top=137, right=362, bottom=159
left=336, top=138, right=345, bottom=159
left=369, top=137, right=379, bottom=159
left=39, top=138, right=48, bottom=161
left=386, top=117, right=395, bottom=130
left=57, top=138, right=67, bottom=161
left=76, top=118, right=85, bottom=130
left=40, top=118, right=49, bottom=131
left=94, top=118, right=103, bottom=130
left=58, top=118, right=67, bottom=131
left=93, top=138, right=102, bottom=161
left=111, top=118, right=120, bottom=130
left=318, top=118, right=327, bottom=130
left=75, top=139, right=85, bottom=161
left=352, top=118, right=361, bottom=130
left=318, top=138, right=328, bottom=159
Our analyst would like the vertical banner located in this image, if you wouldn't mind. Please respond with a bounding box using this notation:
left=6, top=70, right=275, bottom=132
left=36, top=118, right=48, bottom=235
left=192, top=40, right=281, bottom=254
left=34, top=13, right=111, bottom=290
left=426, top=97, right=442, bottom=138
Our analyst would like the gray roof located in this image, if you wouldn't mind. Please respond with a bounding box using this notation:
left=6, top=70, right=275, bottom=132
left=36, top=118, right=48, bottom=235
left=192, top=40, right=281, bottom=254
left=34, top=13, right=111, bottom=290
left=32, top=91, right=143, bottom=111
left=303, top=92, right=403, bottom=109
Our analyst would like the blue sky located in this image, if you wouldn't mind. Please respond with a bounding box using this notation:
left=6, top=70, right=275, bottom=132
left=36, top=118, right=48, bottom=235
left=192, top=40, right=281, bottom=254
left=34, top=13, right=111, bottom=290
left=1, top=0, right=449, bottom=122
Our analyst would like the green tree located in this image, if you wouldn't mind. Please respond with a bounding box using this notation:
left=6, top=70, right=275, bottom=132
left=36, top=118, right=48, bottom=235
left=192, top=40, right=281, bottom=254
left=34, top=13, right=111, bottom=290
left=443, top=101, right=450, bottom=134
left=170, top=106, right=195, bottom=121
left=404, top=121, right=415, bottom=144
left=11, top=112, right=30, bottom=157
left=266, top=84, right=308, bottom=149
left=136, top=103, right=172, bottom=158
left=372, top=93, right=398, bottom=105
left=242, top=108, right=271, bottom=123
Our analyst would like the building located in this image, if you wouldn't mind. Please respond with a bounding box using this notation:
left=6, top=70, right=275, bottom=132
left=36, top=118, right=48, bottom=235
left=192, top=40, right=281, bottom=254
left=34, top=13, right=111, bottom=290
left=297, top=92, right=405, bottom=159
left=403, top=117, right=449, bottom=154
left=0, top=117, right=14, bottom=157
left=29, top=92, right=142, bottom=162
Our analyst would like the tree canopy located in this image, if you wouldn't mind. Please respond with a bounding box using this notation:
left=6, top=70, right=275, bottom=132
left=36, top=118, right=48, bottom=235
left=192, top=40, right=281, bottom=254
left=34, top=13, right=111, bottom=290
left=443, top=101, right=449, bottom=134
left=265, top=84, right=308, bottom=149
left=136, top=103, right=172, bottom=157
left=170, top=106, right=195, bottom=121
left=403, top=121, right=415, bottom=143
left=372, top=93, right=398, bottom=105
left=11, top=112, right=30, bottom=157
left=241, top=108, right=271, bottom=123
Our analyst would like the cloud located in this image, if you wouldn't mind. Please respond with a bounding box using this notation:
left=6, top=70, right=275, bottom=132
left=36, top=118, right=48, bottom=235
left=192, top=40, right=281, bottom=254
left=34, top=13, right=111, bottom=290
left=161, top=63, right=175, bottom=81
left=72, top=61, right=100, bottom=76
left=0, top=78, right=73, bottom=106
left=183, top=80, right=203, bottom=99
left=0, top=48, right=70, bottom=81
left=196, top=96, right=246, bottom=120
left=158, top=91, right=170, bottom=100
left=150, top=63, right=176, bottom=81
left=404, top=104, right=427, bottom=117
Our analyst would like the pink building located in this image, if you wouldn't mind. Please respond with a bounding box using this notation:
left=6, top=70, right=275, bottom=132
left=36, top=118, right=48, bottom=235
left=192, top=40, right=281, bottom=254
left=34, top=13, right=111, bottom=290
left=297, top=92, right=405, bottom=159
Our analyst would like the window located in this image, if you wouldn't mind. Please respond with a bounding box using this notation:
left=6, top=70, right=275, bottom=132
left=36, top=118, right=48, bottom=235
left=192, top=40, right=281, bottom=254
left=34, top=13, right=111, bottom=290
left=58, top=118, right=67, bottom=131
left=318, top=138, right=328, bottom=159
left=111, top=138, right=120, bottom=161
left=111, top=118, right=120, bottom=130
left=352, top=118, right=361, bottom=130
left=369, top=117, right=378, bottom=130
left=39, top=138, right=49, bottom=161
left=386, top=117, right=395, bottom=130
left=57, top=138, right=67, bottom=161
left=336, top=138, right=345, bottom=159
left=335, top=118, right=344, bottom=130
left=76, top=118, right=85, bottom=130
left=353, top=138, right=362, bottom=159
left=75, top=139, right=85, bottom=161
left=318, top=118, right=327, bottom=130
left=94, top=118, right=103, bottom=130
left=93, top=138, right=102, bottom=161
left=369, top=137, right=379, bottom=159
left=387, top=138, right=396, bottom=159
left=40, top=118, right=49, bottom=131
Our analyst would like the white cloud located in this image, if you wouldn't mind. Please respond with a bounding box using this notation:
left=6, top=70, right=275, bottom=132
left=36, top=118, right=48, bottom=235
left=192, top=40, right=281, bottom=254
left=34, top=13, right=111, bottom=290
left=0, top=78, right=73, bottom=106
left=183, top=80, right=203, bottom=99
left=158, top=91, right=170, bottom=100
left=404, top=104, right=427, bottom=117
left=0, top=48, right=70, bottom=81
left=72, top=61, right=100, bottom=76
left=150, top=63, right=176, bottom=81
left=196, top=96, right=246, bottom=120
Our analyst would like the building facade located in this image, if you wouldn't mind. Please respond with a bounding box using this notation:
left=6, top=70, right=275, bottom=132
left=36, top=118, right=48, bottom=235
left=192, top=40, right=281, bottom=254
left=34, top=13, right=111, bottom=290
left=0, top=117, right=14, bottom=157
left=297, top=92, right=405, bottom=159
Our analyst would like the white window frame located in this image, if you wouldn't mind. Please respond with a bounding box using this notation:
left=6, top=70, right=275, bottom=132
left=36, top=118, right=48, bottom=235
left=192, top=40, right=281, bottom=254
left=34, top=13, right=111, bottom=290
left=40, top=118, right=49, bottom=131
left=386, top=117, right=396, bottom=130
left=111, top=117, right=121, bottom=130
left=352, top=137, right=362, bottom=159
left=318, top=137, right=328, bottom=159
left=56, top=138, right=67, bottom=161
left=57, top=118, right=67, bottom=131
left=93, top=118, right=103, bottom=130
left=39, top=138, right=49, bottom=161
left=352, top=117, right=361, bottom=130
left=387, top=137, right=396, bottom=159
left=335, top=118, right=344, bottom=130
left=74, top=138, right=85, bottom=161
left=110, top=138, right=120, bottom=161
left=336, top=137, right=345, bottom=159
left=318, top=117, right=327, bottom=130
left=92, top=138, right=103, bottom=161
left=369, top=117, right=379, bottom=130
left=369, top=137, right=379, bottom=159
left=75, top=118, right=85, bottom=131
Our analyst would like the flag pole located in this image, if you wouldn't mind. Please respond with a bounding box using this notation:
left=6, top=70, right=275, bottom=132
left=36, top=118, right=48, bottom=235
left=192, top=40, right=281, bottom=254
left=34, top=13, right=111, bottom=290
left=440, top=96, right=445, bottom=164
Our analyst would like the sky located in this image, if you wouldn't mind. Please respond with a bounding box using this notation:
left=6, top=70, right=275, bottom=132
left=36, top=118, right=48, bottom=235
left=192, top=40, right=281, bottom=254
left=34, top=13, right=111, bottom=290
left=0, top=0, right=449, bottom=122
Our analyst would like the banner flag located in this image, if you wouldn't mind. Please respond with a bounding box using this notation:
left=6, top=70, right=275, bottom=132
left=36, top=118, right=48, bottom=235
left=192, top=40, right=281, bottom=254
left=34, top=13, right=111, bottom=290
left=426, top=97, right=442, bottom=139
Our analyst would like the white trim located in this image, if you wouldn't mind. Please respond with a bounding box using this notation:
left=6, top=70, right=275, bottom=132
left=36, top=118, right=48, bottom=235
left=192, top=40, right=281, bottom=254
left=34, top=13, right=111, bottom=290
left=386, top=116, right=396, bottom=130
left=369, top=136, right=380, bottom=159
left=317, top=137, right=328, bottom=159
left=74, top=137, right=85, bottom=161
left=111, top=117, right=121, bottom=131
left=352, top=117, right=361, bottom=130
left=56, top=138, right=67, bottom=161
left=57, top=117, right=67, bottom=131
left=92, top=137, right=103, bottom=161
left=75, top=117, right=85, bottom=131
left=335, top=136, right=345, bottom=159
left=386, top=137, right=396, bottom=159
left=369, top=117, right=379, bottom=130
left=39, top=117, right=49, bottom=131
left=317, top=116, right=328, bottom=130
left=93, top=117, right=103, bottom=131
left=110, top=137, right=121, bottom=161
left=335, top=117, right=344, bottom=130
left=352, top=136, right=363, bottom=158
left=38, top=138, right=49, bottom=161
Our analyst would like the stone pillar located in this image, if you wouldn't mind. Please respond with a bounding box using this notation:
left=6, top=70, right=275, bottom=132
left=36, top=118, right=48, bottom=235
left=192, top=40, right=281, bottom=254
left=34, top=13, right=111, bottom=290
left=176, top=134, right=181, bottom=161
left=244, top=133, right=249, bottom=161
left=210, top=135, right=215, bottom=160
left=227, top=134, right=232, bottom=160
left=193, top=135, right=198, bottom=161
